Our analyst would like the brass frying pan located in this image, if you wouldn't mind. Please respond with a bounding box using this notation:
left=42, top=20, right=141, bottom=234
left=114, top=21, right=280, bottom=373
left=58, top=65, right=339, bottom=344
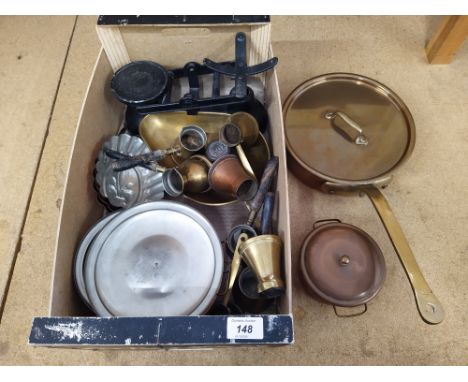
left=283, top=73, right=444, bottom=324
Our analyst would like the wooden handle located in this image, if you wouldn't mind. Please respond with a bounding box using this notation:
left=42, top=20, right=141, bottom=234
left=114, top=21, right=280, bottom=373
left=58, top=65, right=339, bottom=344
left=247, top=156, right=279, bottom=225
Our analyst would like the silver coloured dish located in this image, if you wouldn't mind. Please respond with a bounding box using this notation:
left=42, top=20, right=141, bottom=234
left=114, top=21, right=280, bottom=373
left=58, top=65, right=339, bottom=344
left=95, top=134, right=166, bottom=209
left=73, top=212, right=117, bottom=306
left=84, top=201, right=224, bottom=317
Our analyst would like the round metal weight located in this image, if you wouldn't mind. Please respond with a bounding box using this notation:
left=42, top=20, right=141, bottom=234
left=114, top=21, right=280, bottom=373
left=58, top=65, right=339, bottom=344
left=111, top=61, right=169, bottom=105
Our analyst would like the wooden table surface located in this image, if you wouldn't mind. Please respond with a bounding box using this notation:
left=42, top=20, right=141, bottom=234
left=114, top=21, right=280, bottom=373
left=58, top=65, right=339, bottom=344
left=0, top=16, right=467, bottom=365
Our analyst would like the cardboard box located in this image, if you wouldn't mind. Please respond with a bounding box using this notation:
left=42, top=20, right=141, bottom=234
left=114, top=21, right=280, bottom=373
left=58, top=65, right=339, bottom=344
left=29, top=16, right=293, bottom=347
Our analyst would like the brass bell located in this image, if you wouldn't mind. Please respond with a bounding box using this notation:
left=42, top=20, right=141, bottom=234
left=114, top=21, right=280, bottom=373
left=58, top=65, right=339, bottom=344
left=238, top=234, right=285, bottom=298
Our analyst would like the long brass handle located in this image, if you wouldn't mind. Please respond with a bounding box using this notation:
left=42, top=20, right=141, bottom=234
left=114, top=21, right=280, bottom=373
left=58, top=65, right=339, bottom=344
left=235, top=144, right=257, bottom=180
left=366, top=187, right=444, bottom=324
left=223, top=233, right=249, bottom=306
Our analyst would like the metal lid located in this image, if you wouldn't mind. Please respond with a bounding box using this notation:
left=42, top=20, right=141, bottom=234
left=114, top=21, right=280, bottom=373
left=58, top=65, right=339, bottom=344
left=73, top=212, right=117, bottom=307
left=284, top=73, right=415, bottom=183
left=300, top=220, right=386, bottom=307
left=84, top=201, right=223, bottom=316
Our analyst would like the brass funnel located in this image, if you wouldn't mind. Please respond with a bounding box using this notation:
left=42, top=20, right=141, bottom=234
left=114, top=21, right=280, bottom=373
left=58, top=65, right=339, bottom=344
left=238, top=234, right=285, bottom=297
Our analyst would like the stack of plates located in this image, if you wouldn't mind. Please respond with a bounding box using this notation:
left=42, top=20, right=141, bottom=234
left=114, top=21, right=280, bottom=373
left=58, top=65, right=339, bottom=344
left=73, top=201, right=224, bottom=316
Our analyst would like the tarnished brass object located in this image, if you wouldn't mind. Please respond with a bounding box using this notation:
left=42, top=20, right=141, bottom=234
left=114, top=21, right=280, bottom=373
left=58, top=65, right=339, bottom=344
left=162, top=155, right=212, bottom=196
left=178, top=155, right=211, bottom=194
left=139, top=111, right=270, bottom=205
left=172, top=125, right=208, bottom=164
left=239, top=235, right=284, bottom=298
left=223, top=233, right=249, bottom=306
left=230, top=112, right=259, bottom=146
left=140, top=112, right=231, bottom=167
left=366, top=187, right=445, bottom=324
left=208, top=155, right=258, bottom=202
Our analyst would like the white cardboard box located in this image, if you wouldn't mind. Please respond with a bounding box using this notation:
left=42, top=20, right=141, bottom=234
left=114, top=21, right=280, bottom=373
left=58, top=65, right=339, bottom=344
left=29, top=16, right=293, bottom=348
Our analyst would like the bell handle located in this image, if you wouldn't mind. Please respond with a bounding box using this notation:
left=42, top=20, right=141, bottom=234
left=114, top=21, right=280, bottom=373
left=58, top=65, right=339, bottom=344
left=223, top=233, right=249, bottom=306
left=325, top=110, right=368, bottom=146
left=365, top=186, right=444, bottom=324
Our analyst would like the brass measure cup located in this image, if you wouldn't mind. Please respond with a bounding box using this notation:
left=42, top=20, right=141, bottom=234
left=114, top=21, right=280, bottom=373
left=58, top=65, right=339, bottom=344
left=238, top=234, right=285, bottom=298
left=172, top=125, right=208, bottom=164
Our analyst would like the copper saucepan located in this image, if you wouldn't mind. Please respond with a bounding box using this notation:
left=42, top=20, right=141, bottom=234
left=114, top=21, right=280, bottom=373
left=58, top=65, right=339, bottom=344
left=300, top=219, right=386, bottom=317
left=283, top=72, right=444, bottom=324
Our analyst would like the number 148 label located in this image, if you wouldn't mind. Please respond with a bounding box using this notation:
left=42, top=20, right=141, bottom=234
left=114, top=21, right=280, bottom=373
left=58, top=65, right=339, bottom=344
left=226, top=317, right=264, bottom=340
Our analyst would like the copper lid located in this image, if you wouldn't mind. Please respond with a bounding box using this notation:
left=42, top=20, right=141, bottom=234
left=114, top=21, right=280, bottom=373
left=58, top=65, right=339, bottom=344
left=300, top=220, right=386, bottom=307
left=283, top=73, right=415, bottom=183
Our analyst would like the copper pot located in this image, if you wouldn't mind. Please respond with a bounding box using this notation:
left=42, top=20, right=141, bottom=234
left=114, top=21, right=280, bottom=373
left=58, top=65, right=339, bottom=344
left=300, top=219, right=386, bottom=313
left=208, top=154, right=258, bottom=201
left=283, top=73, right=444, bottom=324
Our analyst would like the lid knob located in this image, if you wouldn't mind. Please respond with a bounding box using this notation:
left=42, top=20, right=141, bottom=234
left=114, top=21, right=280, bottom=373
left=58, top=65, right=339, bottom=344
left=339, top=255, right=351, bottom=266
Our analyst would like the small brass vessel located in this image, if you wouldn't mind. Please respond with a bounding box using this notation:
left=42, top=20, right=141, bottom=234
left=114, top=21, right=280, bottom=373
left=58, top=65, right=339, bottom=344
left=162, top=155, right=212, bottom=196
left=208, top=155, right=258, bottom=202
left=239, top=234, right=284, bottom=298
left=172, top=125, right=207, bottom=164
left=178, top=155, right=211, bottom=194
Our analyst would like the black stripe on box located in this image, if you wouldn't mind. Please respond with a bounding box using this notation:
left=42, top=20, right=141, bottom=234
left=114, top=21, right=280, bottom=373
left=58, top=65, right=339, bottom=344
left=97, top=15, right=270, bottom=26
left=29, top=314, right=293, bottom=347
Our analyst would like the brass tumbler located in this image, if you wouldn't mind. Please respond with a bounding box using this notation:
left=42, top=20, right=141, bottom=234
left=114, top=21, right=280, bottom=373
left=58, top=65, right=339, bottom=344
left=177, top=155, right=211, bottom=194
left=238, top=234, right=285, bottom=298
left=162, top=155, right=211, bottom=195
left=208, top=154, right=258, bottom=201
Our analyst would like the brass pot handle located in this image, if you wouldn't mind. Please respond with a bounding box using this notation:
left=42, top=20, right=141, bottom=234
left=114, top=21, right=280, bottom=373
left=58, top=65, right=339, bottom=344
left=325, top=111, right=369, bottom=146
left=365, top=187, right=445, bottom=324
left=313, top=218, right=342, bottom=230
left=333, top=304, right=367, bottom=318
